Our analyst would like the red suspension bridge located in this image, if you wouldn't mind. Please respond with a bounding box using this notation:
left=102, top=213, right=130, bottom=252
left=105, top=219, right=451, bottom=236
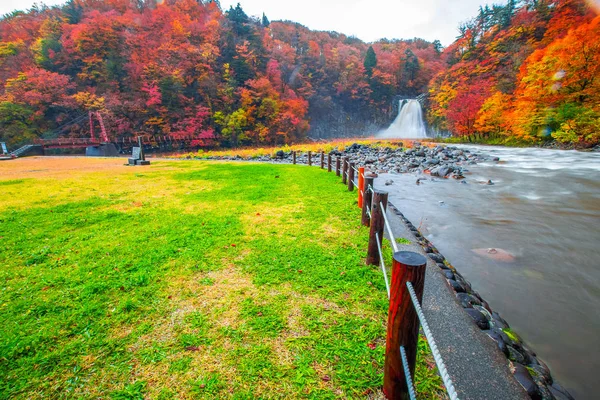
left=10, top=111, right=205, bottom=157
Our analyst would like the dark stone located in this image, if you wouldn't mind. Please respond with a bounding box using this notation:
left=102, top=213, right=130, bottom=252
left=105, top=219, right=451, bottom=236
left=448, top=279, right=466, bottom=293
left=513, top=363, right=540, bottom=398
left=455, top=275, right=472, bottom=293
left=436, top=262, right=449, bottom=270
left=484, top=329, right=509, bottom=356
left=480, top=300, right=493, bottom=313
left=428, top=253, right=445, bottom=263
left=492, top=312, right=510, bottom=329
left=443, top=270, right=455, bottom=280
left=508, top=345, right=526, bottom=364
left=423, top=245, right=434, bottom=253
left=465, top=308, right=490, bottom=329
left=493, top=157, right=500, bottom=161
left=531, top=375, right=554, bottom=400
left=549, top=383, right=575, bottom=400
left=487, top=179, right=494, bottom=185
left=490, top=326, right=512, bottom=344
left=456, top=293, right=481, bottom=308
left=528, top=363, right=553, bottom=385
left=275, top=150, right=285, bottom=158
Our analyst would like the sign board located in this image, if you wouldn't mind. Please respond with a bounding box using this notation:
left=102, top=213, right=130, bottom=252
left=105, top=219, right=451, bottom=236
left=131, top=147, right=141, bottom=160
left=0, top=142, right=7, bottom=154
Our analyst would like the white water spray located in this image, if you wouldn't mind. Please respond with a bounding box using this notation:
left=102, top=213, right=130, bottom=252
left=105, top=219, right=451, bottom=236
left=379, top=99, right=428, bottom=139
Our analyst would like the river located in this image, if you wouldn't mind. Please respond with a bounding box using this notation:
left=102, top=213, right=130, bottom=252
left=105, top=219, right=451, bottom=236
left=379, top=145, right=600, bottom=398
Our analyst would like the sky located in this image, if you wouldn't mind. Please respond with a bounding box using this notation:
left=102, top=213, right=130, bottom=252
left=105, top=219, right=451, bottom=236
left=0, top=0, right=500, bottom=46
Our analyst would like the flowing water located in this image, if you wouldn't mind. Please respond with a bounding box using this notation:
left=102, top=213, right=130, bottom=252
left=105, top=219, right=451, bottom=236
left=379, top=146, right=600, bottom=398
left=379, top=99, right=428, bottom=139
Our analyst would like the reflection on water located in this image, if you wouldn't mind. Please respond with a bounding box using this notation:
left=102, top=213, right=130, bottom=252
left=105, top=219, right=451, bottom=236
left=379, top=145, right=600, bottom=398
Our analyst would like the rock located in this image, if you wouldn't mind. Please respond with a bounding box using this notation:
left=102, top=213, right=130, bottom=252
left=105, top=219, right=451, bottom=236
left=448, top=279, right=466, bottom=293
left=549, top=383, right=575, bottom=400
left=428, top=253, right=445, bottom=263
left=513, top=363, right=540, bottom=398
left=484, top=329, right=509, bottom=356
left=455, top=275, right=472, bottom=292
left=471, top=248, right=516, bottom=262
left=443, top=270, right=455, bottom=280
left=487, top=179, right=494, bottom=185
left=436, top=262, right=449, bottom=270
left=385, top=180, right=394, bottom=186
left=492, top=312, right=510, bottom=329
left=431, top=165, right=454, bottom=177
left=275, top=150, right=285, bottom=158
left=456, top=293, right=482, bottom=308
left=465, top=308, right=490, bottom=329
left=508, top=345, right=526, bottom=364
left=480, top=300, right=493, bottom=313
left=473, top=305, right=493, bottom=322
left=493, top=157, right=500, bottom=161
left=532, top=375, right=554, bottom=400
left=528, top=363, right=553, bottom=385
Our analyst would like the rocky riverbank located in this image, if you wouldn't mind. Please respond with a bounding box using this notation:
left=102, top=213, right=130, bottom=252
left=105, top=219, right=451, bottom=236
left=190, top=142, right=501, bottom=181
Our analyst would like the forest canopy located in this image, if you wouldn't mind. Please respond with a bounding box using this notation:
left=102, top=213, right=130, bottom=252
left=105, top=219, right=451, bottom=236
left=0, top=0, right=597, bottom=148
left=0, top=0, right=441, bottom=147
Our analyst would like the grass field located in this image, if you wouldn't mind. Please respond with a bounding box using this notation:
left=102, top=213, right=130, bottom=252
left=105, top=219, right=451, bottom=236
left=0, top=157, right=444, bottom=399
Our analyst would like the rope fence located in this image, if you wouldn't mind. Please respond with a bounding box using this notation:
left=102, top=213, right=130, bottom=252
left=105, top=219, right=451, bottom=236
left=292, top=150, right=459, bottom=400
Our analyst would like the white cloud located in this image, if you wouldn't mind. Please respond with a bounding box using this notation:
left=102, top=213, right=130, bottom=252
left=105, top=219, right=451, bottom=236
left=220, top=0, right=497, bottom=45
left=0, top=0, right=496, bottom=46
left=0, top=0, right=66, bottom=16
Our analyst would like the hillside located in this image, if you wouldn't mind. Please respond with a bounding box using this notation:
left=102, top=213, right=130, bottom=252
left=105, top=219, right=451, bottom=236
left=0, top=0, right=442, bottom=148
left=428, top=0, right=600, bottom=146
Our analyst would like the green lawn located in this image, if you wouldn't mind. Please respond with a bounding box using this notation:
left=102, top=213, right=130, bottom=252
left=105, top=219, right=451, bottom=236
left=0, top=158, right=444, bottom=399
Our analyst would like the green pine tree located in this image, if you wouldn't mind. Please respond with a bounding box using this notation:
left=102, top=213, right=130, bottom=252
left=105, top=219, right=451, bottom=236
left=364, top=46, right=377, bottom=77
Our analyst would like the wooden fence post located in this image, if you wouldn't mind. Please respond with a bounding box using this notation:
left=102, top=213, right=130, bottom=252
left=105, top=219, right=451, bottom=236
left=292, top=151, right=296, bottom=165
left=361, top=174, right=376, bottom=226
left=366, top=190, right=388, bottom=265
left=384, top=251, right=427, bottom=400
left=342, top=157, right=348, bottom=184
left=336, top=157, right=341, bottom=176
left=348, top=162, right=355, bottom=191
left=308, top=151, right=312, bottom=166
left=358, top=166, right=365, bottom=208
left=320, top=152, right=325, bottom=169
left=327, top=153, right=332, bottom=172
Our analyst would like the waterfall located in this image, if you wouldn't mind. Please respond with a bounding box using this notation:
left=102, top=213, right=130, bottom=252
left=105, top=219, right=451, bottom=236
left=379, top=99, right=428, bottom=139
